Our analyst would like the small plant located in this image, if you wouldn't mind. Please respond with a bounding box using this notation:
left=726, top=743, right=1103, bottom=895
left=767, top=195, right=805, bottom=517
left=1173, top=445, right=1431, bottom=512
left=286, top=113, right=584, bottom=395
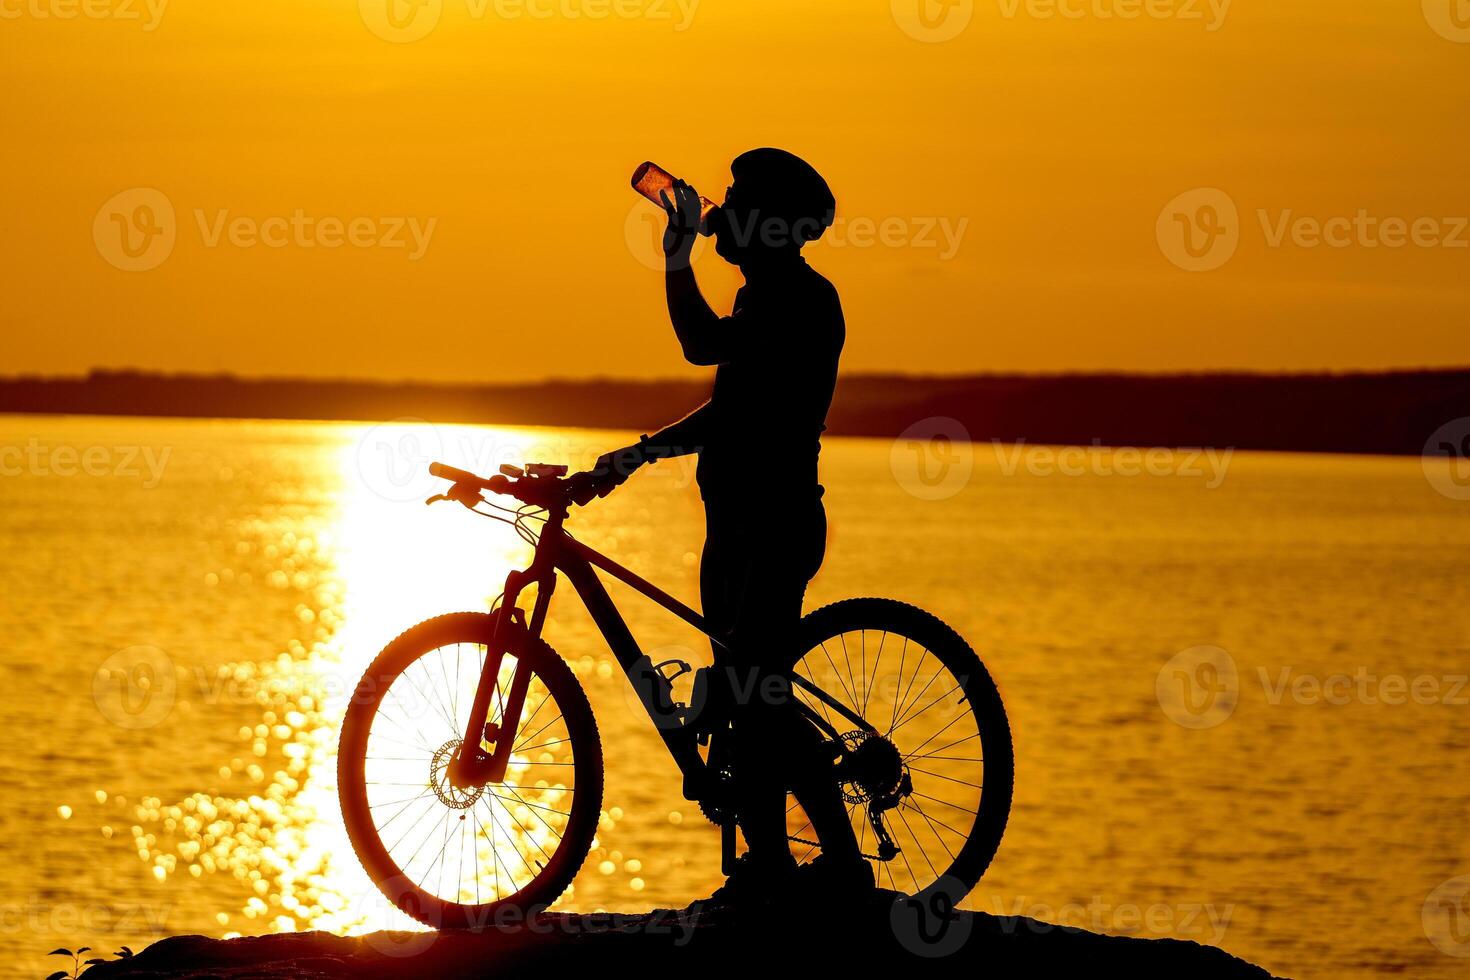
left=46, top=946, right=133, bottom=979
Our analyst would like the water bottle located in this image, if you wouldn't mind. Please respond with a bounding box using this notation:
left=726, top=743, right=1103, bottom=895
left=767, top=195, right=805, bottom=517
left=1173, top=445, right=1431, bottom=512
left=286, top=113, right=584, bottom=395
left=630, top=161, right=717, bottom=236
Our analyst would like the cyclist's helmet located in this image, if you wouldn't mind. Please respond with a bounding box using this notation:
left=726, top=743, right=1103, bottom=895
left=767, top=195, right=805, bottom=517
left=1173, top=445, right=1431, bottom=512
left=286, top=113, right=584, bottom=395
left=729, top=148, right=836, bottom=245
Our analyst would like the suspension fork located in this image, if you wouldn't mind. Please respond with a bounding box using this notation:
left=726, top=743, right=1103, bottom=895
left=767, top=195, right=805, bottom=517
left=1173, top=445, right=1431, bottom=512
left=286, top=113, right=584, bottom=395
left=451, top=511, right=563, bottom=787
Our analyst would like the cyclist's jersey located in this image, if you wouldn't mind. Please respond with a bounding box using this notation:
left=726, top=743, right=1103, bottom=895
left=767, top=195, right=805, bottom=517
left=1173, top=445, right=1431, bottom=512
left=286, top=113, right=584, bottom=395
left=695, top=258, right=845, bottom=505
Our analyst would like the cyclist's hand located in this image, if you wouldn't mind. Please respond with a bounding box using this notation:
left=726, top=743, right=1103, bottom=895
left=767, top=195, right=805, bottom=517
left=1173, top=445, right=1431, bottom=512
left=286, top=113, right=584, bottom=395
left=568, top=442, right=649, bottom=505
left=659, top=180, right=701, bottom=259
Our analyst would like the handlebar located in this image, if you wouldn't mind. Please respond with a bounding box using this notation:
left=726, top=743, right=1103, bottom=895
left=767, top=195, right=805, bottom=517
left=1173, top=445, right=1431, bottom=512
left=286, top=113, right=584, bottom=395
left=429, top=461, right=595, bottom=509
left=428, top=462, right=505, bottom=492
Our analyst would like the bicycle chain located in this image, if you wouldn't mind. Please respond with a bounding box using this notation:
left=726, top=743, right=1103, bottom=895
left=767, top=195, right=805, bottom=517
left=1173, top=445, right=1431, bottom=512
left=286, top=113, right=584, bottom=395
left=787, top=834, right=885, bottom=863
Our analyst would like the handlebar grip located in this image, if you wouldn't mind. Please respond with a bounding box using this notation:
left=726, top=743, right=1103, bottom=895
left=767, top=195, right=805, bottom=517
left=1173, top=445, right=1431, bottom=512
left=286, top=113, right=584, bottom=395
left=429, top=461, right=485, bottom=486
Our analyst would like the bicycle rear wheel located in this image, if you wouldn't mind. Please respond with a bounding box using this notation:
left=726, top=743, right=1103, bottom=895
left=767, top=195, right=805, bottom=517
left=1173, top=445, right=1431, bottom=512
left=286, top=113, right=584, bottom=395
left=338, top=611, right=603, bottom=927
left=787, top=598, right=1013, bottom=902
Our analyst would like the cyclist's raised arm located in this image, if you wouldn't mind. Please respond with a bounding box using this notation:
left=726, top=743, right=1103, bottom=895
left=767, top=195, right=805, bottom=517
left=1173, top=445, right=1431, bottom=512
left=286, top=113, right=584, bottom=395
left=661, top=180, right=735, bottom=366
left=665, top=264, right=729, bottom=366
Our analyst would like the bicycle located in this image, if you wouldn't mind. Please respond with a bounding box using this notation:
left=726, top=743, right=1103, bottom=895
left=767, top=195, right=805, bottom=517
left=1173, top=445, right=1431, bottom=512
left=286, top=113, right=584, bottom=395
left=338, top=459, right=1013, bottom=927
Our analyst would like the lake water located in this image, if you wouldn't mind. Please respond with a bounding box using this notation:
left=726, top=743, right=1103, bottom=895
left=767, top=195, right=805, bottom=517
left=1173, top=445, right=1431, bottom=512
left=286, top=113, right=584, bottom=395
left=3, top=414, right=1469, bottom=979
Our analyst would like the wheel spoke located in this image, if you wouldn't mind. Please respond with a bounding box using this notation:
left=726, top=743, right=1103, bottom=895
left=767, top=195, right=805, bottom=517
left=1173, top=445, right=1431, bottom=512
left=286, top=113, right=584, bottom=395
left=783, top=610, right=1007, bottom=903
left=355, top=634, right=590, bottom=910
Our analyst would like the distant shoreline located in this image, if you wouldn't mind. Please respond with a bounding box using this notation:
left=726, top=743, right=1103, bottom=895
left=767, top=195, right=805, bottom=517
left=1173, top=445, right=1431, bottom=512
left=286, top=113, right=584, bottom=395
left=2, top=368, right=1466, bottom=456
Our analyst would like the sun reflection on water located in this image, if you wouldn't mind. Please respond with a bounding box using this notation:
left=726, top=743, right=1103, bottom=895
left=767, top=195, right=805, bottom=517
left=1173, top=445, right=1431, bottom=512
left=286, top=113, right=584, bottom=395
left=100, top=422, right=560, bottom=936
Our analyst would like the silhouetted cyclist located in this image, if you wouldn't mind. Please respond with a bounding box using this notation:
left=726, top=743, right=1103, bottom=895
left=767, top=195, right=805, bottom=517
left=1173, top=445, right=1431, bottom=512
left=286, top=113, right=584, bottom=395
left=583, top=148, right=871, bottom=903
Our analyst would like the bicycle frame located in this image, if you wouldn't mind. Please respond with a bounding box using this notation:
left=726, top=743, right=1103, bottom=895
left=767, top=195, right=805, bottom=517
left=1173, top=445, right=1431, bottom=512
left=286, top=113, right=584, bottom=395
left=448, top=501, right=873, bottom=792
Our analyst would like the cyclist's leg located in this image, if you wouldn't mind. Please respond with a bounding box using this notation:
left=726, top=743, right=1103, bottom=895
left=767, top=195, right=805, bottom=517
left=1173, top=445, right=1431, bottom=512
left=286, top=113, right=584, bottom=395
left=701, top=499, right=792, bottom=873
left=706, top=495, right=861, bottom=870
left=774, top=497, right=862, bottom=865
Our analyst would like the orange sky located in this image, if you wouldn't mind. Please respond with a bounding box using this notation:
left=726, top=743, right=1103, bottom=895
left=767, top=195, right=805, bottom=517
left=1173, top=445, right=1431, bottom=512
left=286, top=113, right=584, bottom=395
left=2, top=0, right=1467, bottom=382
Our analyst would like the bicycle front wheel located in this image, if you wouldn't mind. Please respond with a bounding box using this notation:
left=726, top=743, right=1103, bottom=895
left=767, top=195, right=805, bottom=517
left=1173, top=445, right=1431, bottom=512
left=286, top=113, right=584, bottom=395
left=788, top=598, right=1013, bottom=902
left=338, top=611, right=603, bottom=927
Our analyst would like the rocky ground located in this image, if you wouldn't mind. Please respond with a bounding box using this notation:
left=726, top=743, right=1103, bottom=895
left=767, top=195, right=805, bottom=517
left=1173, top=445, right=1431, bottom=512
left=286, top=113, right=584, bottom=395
left=77, top=890, right=1287, bottom=979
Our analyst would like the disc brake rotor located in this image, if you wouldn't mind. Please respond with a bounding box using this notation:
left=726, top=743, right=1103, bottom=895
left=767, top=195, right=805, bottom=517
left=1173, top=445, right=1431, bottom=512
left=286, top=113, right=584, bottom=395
left=430, top=739, right=484, bottom=810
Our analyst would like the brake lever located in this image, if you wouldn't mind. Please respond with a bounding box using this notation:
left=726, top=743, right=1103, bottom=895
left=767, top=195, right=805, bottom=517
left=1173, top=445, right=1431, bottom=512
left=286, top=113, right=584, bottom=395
left=447, top=483, right=485, bottom=508
left=425, top=483, right=485, bottom=508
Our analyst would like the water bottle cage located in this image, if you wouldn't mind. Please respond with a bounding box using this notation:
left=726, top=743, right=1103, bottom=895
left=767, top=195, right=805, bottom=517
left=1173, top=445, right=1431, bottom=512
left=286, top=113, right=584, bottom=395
left=652, top=658, right=692, bottom=684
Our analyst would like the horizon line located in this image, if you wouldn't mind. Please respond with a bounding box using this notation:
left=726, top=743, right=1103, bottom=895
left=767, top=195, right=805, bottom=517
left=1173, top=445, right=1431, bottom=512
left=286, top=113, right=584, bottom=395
left=3, top=365, right=1469, bottom=388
